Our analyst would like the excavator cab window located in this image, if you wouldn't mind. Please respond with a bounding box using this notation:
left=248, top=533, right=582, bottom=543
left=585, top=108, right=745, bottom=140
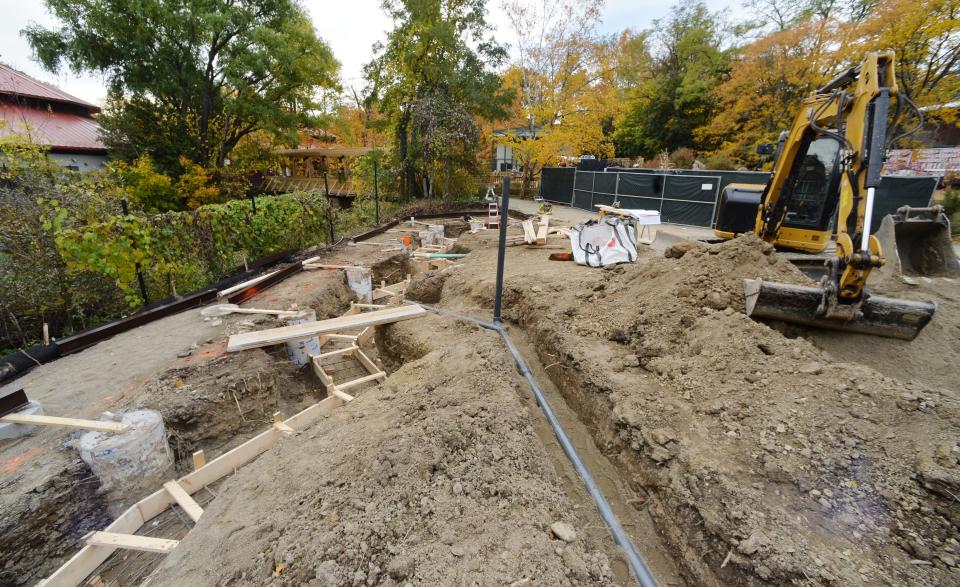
left=782, top=135, right=841, bottom=231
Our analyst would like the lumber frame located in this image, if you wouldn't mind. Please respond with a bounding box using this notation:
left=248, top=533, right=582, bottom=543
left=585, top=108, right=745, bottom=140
left=316, top=345, right=358, bottom=360
left=0, top=414, right=127, bottom=433
left=336, top=371, right=386, bottom=393
left=38, top=395, right=346, bottom=587
left=226, top=305, right=426, bottom=352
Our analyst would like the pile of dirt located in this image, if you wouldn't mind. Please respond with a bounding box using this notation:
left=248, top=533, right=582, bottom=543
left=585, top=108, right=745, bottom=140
left=435, top=233, right=960, bottom=585
left=308, top=278, right=355, bottom=319
left=146, top=316, right=621, bottom=586
left=806, top=274, right=960, bottom=395
left=496, top=235, right=960, bottom=584
left=405, top=270, right=451, bottom=304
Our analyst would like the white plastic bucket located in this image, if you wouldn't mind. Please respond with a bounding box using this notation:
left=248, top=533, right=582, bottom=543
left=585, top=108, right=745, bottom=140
left=284, top=309, right=321, bottom=366
left=78, top=410, right=173, bottom=491
left=0, top=400, right=43, bottom=440
left=345, top=268, right=373, bottom=303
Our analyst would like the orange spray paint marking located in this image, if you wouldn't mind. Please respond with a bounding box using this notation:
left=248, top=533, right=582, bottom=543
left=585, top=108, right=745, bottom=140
left=1, top=447, right=43, bottom=474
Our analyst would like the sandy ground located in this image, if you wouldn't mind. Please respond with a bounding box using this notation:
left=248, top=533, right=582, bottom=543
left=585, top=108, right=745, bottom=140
left=5, top=207, right=960, bottom=587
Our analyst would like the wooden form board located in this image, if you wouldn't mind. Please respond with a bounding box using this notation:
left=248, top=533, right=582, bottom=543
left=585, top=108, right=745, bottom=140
left=311, top=345, right=385, bottom=394
left=86, top=532, right=179, bottom=554
left=226, top=304, right=426, bottom=352
left=38, top=395, right=346, bottom=587
left=162, top=481, right=203, bottom=523
left=217, top=269, right=282, bottom=297
left=0, top=413, right=127, bottom=433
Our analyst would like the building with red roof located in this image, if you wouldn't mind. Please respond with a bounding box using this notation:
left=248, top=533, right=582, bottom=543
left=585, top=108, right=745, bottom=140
left=0, top=63, right=107, bottom=172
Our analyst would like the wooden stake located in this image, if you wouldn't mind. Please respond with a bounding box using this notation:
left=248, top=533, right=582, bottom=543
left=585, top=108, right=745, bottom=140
left=272, top=412, right=294, bottom=435
left=43, top=323, right=49, bottom=346
left=191, top=450, right=206, bottom=471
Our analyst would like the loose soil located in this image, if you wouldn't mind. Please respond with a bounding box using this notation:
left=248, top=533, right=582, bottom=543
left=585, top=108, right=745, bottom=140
left=432, top=229, right=960, bottom=585
left=146, top=316, right=640, bottom=586
left=8, top=213, right=960, bottom=587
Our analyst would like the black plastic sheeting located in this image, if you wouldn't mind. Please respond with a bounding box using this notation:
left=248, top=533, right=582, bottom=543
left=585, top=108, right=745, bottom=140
left=541, top=167, right=576, bottom=204
left=541, top=167, right=939, bottom=231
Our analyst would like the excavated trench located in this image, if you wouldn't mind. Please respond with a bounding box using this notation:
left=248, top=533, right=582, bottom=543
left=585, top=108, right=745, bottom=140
left=516, top=311, right=727, bottom=585
left=0, top=460, right=112, bottom=586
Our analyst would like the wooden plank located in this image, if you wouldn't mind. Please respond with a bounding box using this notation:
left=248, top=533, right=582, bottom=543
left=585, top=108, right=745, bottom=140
left=536, top=217, right=549, bottom=243
left=303, top=263, right=369, bottom=271
left=86, top=532, right=178, bottom=554
left=227, top=305, right=426, bottom=352
left=316, top=345, right=358, bottom=360
left=311, top=357, right=335, bottom=391
left=522, top=219, right=536, bottom=243
left=335, top=371, right=386, bottom=392
left=162, top=481, right=203, bottom=523
left=318, top=334, right=358, bottom=345
left=354, top=348, right=380, bottom=376
left=218, top=269, right=281, bottom=297
left=0, top=413, right=127, bottom=433
left=332, top=389, right=354, bottom=402
left=191, top=450, right=206, bottom=471
left=353, top=303, right=387, bottom=309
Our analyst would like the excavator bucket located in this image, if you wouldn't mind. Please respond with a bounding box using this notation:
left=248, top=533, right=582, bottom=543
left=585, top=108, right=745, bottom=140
left=744, top=279, right=936, bottom=340
left=875, top=206, right=960, bottom=278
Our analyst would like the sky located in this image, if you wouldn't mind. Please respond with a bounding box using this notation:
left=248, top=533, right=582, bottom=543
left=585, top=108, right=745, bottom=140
left=0, top=0, right=741, bottom=106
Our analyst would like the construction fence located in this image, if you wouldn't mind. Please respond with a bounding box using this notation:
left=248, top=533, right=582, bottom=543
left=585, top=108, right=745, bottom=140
left=540, top=167, right=939, bottom=234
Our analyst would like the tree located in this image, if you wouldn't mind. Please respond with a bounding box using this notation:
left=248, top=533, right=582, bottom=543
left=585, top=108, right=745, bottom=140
left=24, top=0, right=340, bottom=173
left=697, top=17, right=841, bottom=164
left=498, top=0, right=623, bottom=196
left=613, top=0, right=732, bottom=158
left=365, top=0, right=510, bottom=199
left=849, top=0, right=960, bottom=120
left=699, top=0, right=959, bottom=166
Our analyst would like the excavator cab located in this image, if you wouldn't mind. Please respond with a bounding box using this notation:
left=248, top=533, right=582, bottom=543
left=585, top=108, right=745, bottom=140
left=715, top=134, right=843, bottom=253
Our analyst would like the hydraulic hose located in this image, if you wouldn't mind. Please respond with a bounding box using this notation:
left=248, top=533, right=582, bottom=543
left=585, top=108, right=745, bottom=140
left=411, top=301, right=660, bottom=587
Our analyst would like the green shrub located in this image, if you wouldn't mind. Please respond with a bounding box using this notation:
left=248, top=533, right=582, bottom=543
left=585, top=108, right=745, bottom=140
left=704, top=153, right=738, bottom=170
left=669, top=148, right=697, bottom=169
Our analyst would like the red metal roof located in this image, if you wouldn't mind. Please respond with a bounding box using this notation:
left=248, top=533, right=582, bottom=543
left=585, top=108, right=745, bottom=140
left=0, top=103, right=106, bottom=153
left=0, top=63, right=99, bottom=111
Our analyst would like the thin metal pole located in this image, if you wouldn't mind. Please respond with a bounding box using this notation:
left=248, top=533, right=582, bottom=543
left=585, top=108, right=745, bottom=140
left=373, top=159, right=380, bottom=224
left=492, top=176, right=510, bottom=324
left=121, top=199, right=150, bottom=305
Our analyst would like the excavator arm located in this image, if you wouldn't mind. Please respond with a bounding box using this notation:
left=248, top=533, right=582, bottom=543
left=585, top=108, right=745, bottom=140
left=758, top=52, right=895, bottom=314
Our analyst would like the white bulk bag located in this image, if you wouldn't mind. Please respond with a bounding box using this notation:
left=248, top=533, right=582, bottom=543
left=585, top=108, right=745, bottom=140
left=570, top=217, right=638, bottom=267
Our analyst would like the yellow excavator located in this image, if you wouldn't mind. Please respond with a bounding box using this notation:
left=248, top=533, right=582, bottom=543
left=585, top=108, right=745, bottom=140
left=713, top=51, right=957, bottom=340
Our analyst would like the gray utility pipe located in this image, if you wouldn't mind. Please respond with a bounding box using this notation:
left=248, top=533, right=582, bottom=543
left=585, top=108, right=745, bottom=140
left=411, top=302, right=659, bottom=587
